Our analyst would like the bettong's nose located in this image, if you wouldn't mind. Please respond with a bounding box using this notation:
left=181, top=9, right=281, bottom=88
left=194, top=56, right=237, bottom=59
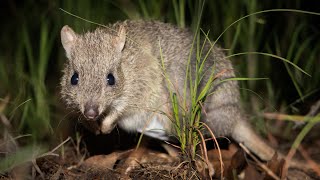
left=84, top=102, right=99, bottom=120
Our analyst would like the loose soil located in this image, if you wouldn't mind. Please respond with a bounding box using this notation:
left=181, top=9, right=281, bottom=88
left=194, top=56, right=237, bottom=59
left=2, top=123, right=320, bottom=179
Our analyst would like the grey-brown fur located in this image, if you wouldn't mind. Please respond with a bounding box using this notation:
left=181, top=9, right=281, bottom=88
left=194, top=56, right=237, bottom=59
left=60, top=20, right=275, bottom=161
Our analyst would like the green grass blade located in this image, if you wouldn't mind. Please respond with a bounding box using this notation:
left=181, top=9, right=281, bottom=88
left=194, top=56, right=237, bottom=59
left=0, top=145, right=47, bottom=173
left=274, top=38, right=304, bottom=100
left=226, top=52, right=310, bottom=76
left=214, top=9, right=320, bottom=49
left=138, top=0, right=150, bottom=19
left=289, top=114, right=320, bottom=155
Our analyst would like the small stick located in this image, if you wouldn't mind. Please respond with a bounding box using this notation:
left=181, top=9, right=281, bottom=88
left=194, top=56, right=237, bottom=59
left=239, top=143, right=280, bottom=180
left=298, top=146, right=320, bottom=176
left=202, top=123, right=224, bottom=179
left=198, top=101, right=224, bottom=178
left=263, top=113, right=306, bottom=122
left=32, top=159, right=44, bottom=179
left=38, top=137, right=71, bottom=158
left=307, top=99, right=320, bottom=117
left=195, top=128, right=212, bottom=179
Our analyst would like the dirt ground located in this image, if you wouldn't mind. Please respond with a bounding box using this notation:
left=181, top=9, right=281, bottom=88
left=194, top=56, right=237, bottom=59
left=33, top=140, right=320, bottom=179
left=2, top=128, right=320, bottom=180
left=2, top=118, right=320, bottom=179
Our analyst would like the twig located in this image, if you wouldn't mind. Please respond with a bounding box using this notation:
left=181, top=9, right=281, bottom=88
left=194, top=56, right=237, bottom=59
left=213, top=69, right=233, bottom=79
left=199, top=101, right=224, bottom=179
left=195, top=128, right=212, bottom=179
left=164, top=140, right=182, bottom=150
left=0, top=95, right=10, bottom=113
left=263, top=112, right=306, bottom=122
left=298, top=146, right=320, bottom=176
left=264, top=99, right=320, bottom=127
left=201, top=123, right=224, bottom=179
left=307, top=99, right=320, bottom=117
left=239, top=143, right=280, bottom=180
left=0, top=114, right=12, bottom=128
left=0, top=134, right=32, bottom=147
left=173, top=160, right=189, bottom=172
left=279, top=147, right=293, bottom=177
left=38, top=137, right=71, bottom=158
left=32, top=159, right=44, bottom=179
left=198, top=139, right=205, bottom=164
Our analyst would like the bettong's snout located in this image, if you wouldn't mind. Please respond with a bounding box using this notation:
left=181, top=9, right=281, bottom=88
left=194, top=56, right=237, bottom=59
left=84, top=102, right=99, bottom=120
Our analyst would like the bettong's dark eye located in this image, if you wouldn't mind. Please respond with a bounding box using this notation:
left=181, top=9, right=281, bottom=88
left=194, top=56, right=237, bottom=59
left=107, top=73, right=115, bottom=86
left=71, top=72, right=79, bottom=85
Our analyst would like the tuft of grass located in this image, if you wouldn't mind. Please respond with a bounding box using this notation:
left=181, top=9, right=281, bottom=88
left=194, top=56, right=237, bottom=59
left=15, top=19, right=55, bottom=138
left=0, top=144, right=47, bottom=174
left=159, top=0, right=206, bottom=161
left=172, top=0, right=186, bottom=28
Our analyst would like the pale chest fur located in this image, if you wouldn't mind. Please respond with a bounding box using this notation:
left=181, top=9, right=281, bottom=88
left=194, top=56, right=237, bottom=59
left=117, top=110, right=172, bottom=141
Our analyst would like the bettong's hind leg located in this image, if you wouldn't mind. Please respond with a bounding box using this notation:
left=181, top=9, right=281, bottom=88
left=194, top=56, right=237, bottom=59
left=203, top=79, right=275, bottom=161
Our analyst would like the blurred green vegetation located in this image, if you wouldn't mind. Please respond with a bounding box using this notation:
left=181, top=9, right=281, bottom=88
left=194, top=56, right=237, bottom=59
left=0, top=0, right=319, bottom=148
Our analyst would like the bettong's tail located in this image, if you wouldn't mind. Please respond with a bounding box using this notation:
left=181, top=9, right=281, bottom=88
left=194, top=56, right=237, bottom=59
left=231, top=120, right=275, bottom=161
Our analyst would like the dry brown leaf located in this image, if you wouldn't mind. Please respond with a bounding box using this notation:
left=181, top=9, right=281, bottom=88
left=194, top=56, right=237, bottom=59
left=83, top=150, right=132, bottom=170
left=265, top=153, right=285, bottom=180
left=244, top=164, right=264, bottom=180
left=208, top=144, right=241, bottom=178
left=121, top=146, right=177, bottom=174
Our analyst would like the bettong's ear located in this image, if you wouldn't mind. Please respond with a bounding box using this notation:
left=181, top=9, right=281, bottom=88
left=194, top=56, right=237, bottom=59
left=113, top=25, right=126, bottom=52
left=61, top=25, right=77, bottom=59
